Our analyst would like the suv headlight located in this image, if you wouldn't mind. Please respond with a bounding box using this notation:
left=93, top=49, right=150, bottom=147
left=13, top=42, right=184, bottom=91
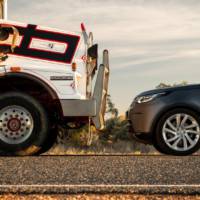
left=135, top=92, right=166, bottom=104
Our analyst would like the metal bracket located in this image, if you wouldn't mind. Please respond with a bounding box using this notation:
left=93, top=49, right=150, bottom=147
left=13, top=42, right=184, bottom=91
left=0, top=0, right=7, bottom=20
left=86, top=117, right=93, bottom=146
left=92, top=50, right=110, bottom=130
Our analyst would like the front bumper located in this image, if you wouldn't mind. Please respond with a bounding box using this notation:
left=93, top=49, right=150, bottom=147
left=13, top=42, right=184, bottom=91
left=126, top=110, right=152, bottom=144
left=61, top=99, right=96, bottom=117
left=127, top=100, right=165, bottom=135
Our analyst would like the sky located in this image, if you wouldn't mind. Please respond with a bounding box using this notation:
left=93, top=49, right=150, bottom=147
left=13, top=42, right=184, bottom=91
left=7, top=0, right=200, bottom=114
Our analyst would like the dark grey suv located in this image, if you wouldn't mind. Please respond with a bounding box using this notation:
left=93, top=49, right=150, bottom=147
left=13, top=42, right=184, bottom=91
left=127, top=84, right=200, bottom=156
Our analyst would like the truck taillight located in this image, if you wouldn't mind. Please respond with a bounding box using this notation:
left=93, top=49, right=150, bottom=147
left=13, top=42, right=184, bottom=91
left=72, top=62, right=77, bottom=72
left=10, top=66, right=21, bottom=72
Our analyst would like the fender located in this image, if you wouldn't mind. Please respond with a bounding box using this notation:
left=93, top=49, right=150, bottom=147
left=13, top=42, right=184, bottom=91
left=4, top=71, right=59, bottom=100
left=150, top=103, right=200, bottom=134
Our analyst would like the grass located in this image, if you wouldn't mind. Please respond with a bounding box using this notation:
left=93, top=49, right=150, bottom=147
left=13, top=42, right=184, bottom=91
left=46, top=139, right=158, bottom=155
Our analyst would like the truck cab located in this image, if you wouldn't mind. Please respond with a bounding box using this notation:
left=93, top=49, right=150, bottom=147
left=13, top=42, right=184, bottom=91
left=0, top=0, right=109, bottom=155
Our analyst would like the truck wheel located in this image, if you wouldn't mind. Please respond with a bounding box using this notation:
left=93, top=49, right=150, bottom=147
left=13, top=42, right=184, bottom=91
left=155, top=108, right=200, bottom=156
left=36, top=128, right=57, bottom=155
left=0, top=92, right=49, bottom=156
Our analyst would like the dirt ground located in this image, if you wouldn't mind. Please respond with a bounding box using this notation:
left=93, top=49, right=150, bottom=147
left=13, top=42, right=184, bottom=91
left=0, top=195, right=200, bottom=200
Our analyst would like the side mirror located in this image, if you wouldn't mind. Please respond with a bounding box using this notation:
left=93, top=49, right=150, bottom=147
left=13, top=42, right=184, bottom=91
left=88, top=44, right=98, bottom=59
left=0, top=25, right=19, bottom=61
left=0, top=28, right=9, bottom=41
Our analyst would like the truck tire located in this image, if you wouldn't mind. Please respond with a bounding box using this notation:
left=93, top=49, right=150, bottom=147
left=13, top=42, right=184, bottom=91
left=0, top=92, right=49, bottom=156
left=36, top=128, right=57, bottom=155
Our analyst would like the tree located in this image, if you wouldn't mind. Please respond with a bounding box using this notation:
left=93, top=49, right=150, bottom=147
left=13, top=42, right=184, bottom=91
left=100, top=95, right=129, bottom=141
left=106, top=94, right=118, bottom=118
left=156, top=81, right=188, bottom=89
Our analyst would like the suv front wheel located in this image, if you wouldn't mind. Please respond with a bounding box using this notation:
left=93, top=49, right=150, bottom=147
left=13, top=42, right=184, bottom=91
left=155, top=108, right=200, bottom=156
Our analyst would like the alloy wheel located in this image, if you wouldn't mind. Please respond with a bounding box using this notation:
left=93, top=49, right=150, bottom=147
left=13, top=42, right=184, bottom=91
left=162, top=113, right=200, bottom=152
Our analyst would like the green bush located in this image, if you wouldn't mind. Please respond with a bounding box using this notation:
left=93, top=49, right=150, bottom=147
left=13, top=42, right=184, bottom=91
left=100, top=116, right=130, bottom=142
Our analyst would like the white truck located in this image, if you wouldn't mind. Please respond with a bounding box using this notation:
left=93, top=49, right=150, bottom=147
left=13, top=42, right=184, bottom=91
left=0, top=0, right=109, bottom=155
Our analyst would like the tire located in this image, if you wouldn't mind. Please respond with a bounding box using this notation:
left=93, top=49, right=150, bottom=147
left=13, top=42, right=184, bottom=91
left=153, top=141, right=167, bottom=155
left=0, top=92, right=49, bottom=156
left=155, top=108, right=200, bottom=156
left=36, top=128, right=57, bottom=155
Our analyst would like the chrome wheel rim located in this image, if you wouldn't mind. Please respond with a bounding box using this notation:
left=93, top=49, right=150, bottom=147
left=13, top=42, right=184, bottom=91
left=162, top=113, right=200, bottom=152
left=0, top=105, right=34, bottom=144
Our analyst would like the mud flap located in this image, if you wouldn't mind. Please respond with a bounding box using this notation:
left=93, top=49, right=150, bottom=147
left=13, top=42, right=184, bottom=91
left=92, top=50, right=110, bottom=130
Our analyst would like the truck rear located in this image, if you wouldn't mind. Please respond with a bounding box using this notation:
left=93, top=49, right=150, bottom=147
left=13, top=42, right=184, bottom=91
left=0, top=0, right=109, bottom=155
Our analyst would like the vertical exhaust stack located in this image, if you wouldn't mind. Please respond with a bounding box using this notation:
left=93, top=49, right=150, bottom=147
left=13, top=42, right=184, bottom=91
left=0, top=0, right=7, bottom=20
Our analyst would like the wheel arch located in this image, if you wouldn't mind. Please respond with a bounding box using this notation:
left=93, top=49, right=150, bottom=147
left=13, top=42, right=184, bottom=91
left=5, top=72, right=59, bottom=100
left=0, top=72, right=63, bottom=121
left=151, top=104, right=200, bottom=136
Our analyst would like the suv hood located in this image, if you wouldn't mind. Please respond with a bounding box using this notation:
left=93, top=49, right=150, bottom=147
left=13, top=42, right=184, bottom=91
left=138, top=84, right=200, bottom=97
